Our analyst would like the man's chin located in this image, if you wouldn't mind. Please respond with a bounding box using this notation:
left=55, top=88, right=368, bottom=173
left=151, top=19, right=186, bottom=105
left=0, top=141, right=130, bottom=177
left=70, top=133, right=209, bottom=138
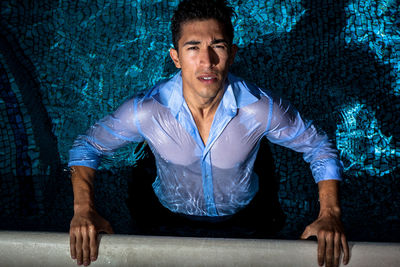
left=199, top=87, right=224, bottom=99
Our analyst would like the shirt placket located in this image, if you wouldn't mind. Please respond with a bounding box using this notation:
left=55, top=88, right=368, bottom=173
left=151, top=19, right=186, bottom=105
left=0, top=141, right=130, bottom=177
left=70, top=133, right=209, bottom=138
left=201, top=100, right=237, bottom=216
left=201, top=152, right=218, bottom=216
left=176, top=84, right=237, bottom=217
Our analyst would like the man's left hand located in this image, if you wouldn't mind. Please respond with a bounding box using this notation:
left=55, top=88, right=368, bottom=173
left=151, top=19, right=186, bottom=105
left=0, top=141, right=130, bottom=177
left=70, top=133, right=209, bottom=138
left=300, top=212, right=350, bottom=267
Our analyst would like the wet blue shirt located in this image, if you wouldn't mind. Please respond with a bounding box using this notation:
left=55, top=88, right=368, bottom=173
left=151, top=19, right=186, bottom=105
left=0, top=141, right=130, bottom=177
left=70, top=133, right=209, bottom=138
left=69, top=71, right=342, bottom=217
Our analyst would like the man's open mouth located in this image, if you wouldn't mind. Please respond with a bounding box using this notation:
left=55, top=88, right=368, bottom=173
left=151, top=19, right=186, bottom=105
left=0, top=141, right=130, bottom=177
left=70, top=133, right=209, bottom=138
left=198, top=74, right=218, bottom=83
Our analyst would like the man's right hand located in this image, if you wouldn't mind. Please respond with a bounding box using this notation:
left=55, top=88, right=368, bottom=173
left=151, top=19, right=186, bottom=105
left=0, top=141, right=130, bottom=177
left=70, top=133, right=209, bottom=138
left=69, top=209, right=114, bottom=266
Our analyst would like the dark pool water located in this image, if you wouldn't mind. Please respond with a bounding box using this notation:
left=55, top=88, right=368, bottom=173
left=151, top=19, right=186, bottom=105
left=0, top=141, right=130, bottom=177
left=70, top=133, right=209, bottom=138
left=1, top=0, right=399, bottom=242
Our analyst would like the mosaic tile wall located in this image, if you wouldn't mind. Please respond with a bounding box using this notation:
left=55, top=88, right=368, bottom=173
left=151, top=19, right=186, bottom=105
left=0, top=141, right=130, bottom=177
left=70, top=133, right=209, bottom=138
left=0, top=0, right=399, bottom=241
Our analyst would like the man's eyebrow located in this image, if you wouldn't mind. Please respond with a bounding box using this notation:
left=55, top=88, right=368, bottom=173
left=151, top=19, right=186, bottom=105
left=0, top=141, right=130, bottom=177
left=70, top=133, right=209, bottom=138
left=182, top=39, right=228, bottom=47
left=210, top=39, right=228, bottom=45
left=183, top=40, right=201, bottom=47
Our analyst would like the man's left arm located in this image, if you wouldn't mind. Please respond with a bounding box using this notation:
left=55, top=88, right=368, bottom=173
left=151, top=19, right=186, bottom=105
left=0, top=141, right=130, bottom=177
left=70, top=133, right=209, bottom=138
left=264, top=95, right=349, bottom=267
left=300, top=180, right=349, bottom=267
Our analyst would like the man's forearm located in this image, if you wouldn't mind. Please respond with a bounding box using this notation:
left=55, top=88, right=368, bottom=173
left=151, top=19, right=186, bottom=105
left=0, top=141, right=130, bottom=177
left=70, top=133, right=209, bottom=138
left=317, top=180, right=341, bottom=217
left=301, top=179, right=349, bottom=267
left=70, top=165, right=96, bottom=213
left=69, top=165, right=114, bottom=266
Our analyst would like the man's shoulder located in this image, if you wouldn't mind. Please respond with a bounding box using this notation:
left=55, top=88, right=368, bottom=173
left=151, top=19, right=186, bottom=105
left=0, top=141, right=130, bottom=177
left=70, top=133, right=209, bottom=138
left=228, top=73, right=272, bottom=108
left=138, top=72, right=181, bottom=107
left=131, top=74, right=181, bottom=116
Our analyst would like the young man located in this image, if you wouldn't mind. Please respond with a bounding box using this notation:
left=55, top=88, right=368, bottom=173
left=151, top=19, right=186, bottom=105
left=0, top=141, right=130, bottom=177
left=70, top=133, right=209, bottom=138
left=69, top=1, right=349, bottom=266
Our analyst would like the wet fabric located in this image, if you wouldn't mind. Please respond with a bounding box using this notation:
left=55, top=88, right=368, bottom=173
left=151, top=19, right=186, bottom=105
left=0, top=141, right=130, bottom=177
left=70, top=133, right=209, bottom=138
left=69, top=71, right=342, bottom=217
left=133, top=178, right=286, bottom=238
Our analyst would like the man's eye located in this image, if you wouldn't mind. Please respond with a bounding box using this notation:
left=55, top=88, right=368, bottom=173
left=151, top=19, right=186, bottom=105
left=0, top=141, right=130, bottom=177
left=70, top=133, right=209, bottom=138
left=188, top=47, right=198, bottom=50
left=214, top=45, right=226, bottom=49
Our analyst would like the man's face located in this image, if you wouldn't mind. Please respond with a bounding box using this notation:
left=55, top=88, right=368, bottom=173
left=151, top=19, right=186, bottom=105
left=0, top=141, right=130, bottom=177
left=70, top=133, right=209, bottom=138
left=170, top=19, right=237, bottom=101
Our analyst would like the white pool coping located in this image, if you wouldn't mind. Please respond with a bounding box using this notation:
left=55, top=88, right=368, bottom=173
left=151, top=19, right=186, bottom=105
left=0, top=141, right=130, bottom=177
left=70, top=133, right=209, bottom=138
left=0, top=231, right=399, bottom=266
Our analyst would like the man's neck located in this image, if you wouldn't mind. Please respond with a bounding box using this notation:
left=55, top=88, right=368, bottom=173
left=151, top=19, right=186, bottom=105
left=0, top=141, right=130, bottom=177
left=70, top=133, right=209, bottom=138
left=185, top=94, right=220, bottom=119
left=183, top=87, right=225, bottom=120
left=183, top=86, right=226, bottom=145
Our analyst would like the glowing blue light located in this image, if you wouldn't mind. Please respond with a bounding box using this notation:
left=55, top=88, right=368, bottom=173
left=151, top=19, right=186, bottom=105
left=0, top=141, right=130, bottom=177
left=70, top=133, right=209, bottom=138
left=336, top=102, right=399, bottom=176
left=230, top=0, right=306, bottom=47
left=344, top=0, right=400, bottom=95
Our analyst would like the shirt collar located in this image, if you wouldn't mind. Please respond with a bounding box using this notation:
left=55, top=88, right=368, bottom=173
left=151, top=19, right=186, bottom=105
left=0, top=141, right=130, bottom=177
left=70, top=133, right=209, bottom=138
left=151, top=70, right=260, bottom=118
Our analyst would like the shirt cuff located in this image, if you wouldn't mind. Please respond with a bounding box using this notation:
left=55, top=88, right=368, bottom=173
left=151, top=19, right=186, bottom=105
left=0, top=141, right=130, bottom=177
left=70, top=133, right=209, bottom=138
left=67, top=160, right=99, bottom=170
left=68, top=143, right=101, bottom=170
left=311, top=158, right=343, bottom=183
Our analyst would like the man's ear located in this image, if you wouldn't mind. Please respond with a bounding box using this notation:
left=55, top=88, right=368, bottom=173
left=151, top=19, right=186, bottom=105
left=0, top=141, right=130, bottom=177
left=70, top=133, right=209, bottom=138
left=229, top=44, right=238, bottom=66
left=170, top=48, right=181, bottom=69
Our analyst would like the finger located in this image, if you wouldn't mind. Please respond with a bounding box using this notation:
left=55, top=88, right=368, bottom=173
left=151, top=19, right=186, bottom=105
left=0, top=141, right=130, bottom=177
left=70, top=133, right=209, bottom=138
left=89, top=226, right=98, bottom=262
left=76, top=232, right=83, bottom=265
left=108, top=225, right=115, bottom=234
left=325, top=232, right=334, bottom=267
left=101, top=222, right=114, bottom=234
left=334, top=232, right=341, bottom=267
left=317, top=233, right=325, bottom=266
left=341, top=235, right=350, bottom=265
left=82, top=228, right=90, bottom=266
left=300, top=226, right=310, bottom=240
left=70, top=232, right=76, bottom=259
left=300, top=230, right=310, bottom=239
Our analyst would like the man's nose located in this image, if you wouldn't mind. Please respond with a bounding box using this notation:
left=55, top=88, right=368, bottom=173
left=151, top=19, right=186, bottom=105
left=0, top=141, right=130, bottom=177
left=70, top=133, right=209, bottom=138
left=200, top=47, right=219, bottom=67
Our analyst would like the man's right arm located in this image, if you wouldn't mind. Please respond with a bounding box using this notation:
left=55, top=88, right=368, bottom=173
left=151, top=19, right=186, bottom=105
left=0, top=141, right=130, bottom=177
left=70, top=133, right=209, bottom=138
left=69, top=165, right=114, bottom=266
left=68, top=97, right=144, bottom=265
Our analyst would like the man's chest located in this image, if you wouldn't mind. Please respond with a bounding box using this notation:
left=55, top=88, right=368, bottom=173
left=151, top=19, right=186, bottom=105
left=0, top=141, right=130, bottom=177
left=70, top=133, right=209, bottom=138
left=142, top=110, right=266, bottom=168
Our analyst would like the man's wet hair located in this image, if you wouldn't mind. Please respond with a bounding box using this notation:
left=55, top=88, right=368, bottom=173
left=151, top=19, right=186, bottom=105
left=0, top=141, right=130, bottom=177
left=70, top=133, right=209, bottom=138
left=171, top=0, right=235, bottom=51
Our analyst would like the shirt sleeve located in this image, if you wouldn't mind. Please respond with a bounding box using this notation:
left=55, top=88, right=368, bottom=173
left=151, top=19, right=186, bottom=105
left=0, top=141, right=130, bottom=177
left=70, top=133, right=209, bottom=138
left=68, top=97, right=145, bottom=169
left=265, top=95, right=342, bottom=183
